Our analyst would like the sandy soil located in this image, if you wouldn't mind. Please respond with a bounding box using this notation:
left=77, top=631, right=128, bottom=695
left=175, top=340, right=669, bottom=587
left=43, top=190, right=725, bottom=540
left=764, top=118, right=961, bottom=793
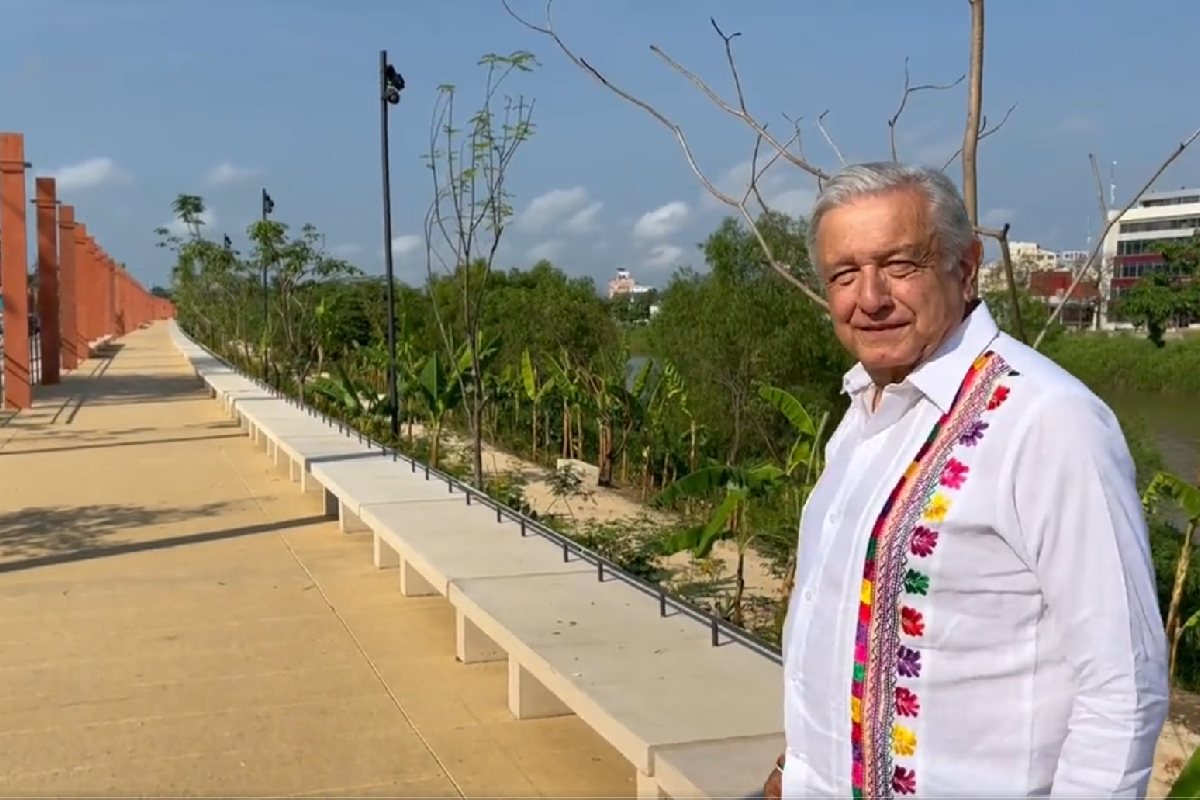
left=1152, top=714, right=1198, bottom=797
left=406, top=424, right=782, bottom=600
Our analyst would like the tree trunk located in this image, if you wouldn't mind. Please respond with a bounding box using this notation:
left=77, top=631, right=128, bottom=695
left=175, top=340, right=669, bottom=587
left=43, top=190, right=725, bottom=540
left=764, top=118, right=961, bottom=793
left=732, top=550, right=746, bottom=628
left=575, top=412, right=584, bottom=461
left=597, top=422, right=615, bottom=487
left=430, top=419, right=442, bottom=468
left=689, top=420, right=698, bottom=473
left=471, top=398, right=485, bottom=490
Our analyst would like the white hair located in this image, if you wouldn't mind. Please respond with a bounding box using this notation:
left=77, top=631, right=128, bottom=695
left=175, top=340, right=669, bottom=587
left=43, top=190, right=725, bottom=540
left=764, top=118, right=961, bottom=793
left=806, top=162, right=974, bottom=273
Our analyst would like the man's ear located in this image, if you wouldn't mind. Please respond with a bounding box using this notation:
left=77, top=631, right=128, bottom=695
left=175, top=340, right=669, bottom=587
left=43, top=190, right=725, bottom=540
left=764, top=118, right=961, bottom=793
left=961, top=238, right=983, bottom=298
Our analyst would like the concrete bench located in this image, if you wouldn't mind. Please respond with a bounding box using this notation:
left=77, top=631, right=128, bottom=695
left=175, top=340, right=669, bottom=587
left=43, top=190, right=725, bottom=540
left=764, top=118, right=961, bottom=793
left=247, top=413, right=352, bottom=466
left=359, top=499, right=593, bottom=603
left=446, top=570, right=782, bottom=794
left=309, top=456, right=463, bottom=534
left=232, top=397, right=315, bottom=445
left=650, top=734, right=783, bottom=799
left=207, top=377, right=263, bottom=412
left=180, top=360, right=259, bottom=410
left=218, top=387, right=274, bottom=419
left=273, top=434, right=375, bottom=493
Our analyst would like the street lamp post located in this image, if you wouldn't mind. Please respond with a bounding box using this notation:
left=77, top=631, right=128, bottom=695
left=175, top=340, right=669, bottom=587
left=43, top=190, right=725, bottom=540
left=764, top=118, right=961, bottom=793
left=260, top=189, right=274, bottom=329
left=380, top=50, right=405, bottom=441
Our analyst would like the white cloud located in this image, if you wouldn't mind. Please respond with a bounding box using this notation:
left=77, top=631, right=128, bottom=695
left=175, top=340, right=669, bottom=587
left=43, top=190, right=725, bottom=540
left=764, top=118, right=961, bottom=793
left=981, top=208, right=1015, bottom=228
left=519, top=186, right=589, bottom=232
left=528, top=240, right=563, bottom=262
left=164, top=208, right=217, bottom=237
left=633, top=201, right=689, bottom=240
left=564, top=201, right=603, bottom=235
left=645, top=244, right=684, bottom=269
left=390, top=234, right=422, bottom=258
left=703, top=158, right=819, bottom=219
left=203, top=161, right=262, bottom=187
left=51, top=157, right=131, bottom=192
left=767, top=188, right=817, bottom=219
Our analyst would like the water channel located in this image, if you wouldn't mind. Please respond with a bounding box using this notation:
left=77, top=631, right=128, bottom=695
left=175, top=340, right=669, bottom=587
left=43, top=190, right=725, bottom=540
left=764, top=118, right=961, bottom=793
left=1106, top=391, right=1200, bottom=482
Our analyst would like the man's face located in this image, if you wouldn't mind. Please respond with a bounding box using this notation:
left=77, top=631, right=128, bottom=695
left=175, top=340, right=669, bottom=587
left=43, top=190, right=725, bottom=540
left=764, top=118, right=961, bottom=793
left=815, top=189, right=978, bottom=382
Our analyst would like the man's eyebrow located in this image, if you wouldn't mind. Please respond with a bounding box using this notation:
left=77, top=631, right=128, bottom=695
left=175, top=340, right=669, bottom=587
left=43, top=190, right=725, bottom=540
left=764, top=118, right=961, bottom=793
left=879, top=244, right=920, bottom=259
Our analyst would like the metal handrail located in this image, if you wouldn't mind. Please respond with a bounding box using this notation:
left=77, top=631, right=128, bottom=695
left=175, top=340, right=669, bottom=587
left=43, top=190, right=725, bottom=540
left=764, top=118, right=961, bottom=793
left=177, top=326, right=784, bottom=665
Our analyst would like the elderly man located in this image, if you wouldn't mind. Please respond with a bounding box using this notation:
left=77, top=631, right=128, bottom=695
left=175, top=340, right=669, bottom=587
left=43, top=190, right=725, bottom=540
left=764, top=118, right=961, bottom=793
left=763, top=162, right=1169, bottom=798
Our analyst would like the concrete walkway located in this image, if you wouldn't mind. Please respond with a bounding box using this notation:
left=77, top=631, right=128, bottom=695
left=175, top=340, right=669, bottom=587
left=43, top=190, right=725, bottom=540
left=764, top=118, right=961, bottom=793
left=0, top=324, right=634, bottom=797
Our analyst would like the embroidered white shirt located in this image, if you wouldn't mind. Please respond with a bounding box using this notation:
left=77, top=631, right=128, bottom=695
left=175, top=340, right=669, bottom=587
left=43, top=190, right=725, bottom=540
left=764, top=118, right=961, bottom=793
left=781, top=304, right=1169, bottom=798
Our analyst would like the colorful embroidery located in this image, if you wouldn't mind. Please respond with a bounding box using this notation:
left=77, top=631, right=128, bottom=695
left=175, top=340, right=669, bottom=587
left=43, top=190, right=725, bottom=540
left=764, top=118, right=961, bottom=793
left=849, top=351, right=1015, bottom=798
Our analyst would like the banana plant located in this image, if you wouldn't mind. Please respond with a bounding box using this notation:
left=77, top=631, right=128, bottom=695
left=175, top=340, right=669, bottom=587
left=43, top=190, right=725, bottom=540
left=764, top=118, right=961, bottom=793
left=578, top=357, right=644, bottom=487
left=309, top=358, right=389, bottom=422
left=757, top=383, right=830, bottom=633
left=521, top=348, right=555, bottom=457
left=546, top=352, right=585, bottom=460
left=410, top=333, right=500, bottom=469
left=645, top=361, right=708, bottom=494
left=410, top=352, right=460, bottom=468
left=1143, top=470, right=1200, bottom=683
left=654, top=461, right=788, bottom=626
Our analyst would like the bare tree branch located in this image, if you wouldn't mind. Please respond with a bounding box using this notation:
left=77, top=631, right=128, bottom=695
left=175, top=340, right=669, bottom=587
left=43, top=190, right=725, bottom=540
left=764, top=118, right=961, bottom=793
left=746, top=131, right=773, bottom=218
left=942, top=102, right=1016, bottom=171
left=1032, top=126, right=1200, bottom=349
left=888, top=57, right=966, bottom=162
left=975, top=222, right=1026, bottom=342
left=745, top=123, right=803, bottom=218
left=960, top=0, right=986, bottom=224
left=1088, top=152, right=1110, bottom=221
left=501, top=0, right=828, bottom=309
left=652, top=17, right=829, bottom=182
left=816, top=111, right=847, bottom=167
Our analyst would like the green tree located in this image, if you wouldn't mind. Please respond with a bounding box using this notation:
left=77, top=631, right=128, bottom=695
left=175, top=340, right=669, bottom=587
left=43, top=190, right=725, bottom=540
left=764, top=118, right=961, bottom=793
left=423, top=50, right=538, bottom=489
left=649, top=215, right=846, bottom=464
left=1120, top=236, right=1200, bottom=346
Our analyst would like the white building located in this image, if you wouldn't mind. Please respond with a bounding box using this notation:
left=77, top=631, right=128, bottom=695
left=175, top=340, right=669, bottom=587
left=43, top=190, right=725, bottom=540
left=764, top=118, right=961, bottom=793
left=1009, top=241, right=1061, bottom=270
left=606, top=268, right=655, bottom=300
left=1101, top=187, right=1200, bottom=328
left=979, top=241, right=1061, bottom=293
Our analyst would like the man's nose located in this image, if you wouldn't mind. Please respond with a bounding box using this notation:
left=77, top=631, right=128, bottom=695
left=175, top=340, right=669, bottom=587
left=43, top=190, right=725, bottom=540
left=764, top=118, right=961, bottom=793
left=856, top=269, right=894, bottom=315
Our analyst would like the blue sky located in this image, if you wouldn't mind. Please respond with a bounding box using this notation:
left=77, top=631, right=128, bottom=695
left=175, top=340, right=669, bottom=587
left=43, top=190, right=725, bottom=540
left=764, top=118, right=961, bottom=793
left=3, top=0, right=1199, bottom=292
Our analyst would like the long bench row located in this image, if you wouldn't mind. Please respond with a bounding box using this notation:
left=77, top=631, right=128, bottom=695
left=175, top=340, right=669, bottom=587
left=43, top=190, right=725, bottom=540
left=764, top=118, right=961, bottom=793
left=168, top=323, right=784, bottom=800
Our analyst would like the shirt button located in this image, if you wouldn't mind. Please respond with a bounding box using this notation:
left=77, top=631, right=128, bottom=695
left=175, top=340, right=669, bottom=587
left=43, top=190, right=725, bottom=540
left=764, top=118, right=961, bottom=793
left=804, top=590, right=814, bottom=601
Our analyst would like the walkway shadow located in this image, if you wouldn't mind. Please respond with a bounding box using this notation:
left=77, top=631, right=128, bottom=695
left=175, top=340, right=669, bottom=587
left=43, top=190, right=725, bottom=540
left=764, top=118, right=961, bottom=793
left=36, top=373, right=209, bottom=410
left=0, top=513, right=328, bottom=576
left=0, top=501, right=232, bottom=562
left=0, top=421, right=235, bottom=449
left=2, top=431, right=246, bottom=457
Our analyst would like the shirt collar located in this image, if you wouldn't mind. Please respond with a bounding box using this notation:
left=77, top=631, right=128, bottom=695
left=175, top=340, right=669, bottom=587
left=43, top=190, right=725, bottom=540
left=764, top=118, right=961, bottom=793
left=841, top=302, right=1001, bottom=414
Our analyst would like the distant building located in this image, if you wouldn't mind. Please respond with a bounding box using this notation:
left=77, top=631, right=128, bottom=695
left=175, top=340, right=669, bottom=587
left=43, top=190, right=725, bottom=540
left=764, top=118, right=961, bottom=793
left=979, top=241, right=1066, bottom=294
left=979, top=242, right=1098, bottom=329
left=1027, top=269, right=1100, bottom=329
left=606, top=268, right=654, bottom=300
left=1101, top=187, right=1200, bottom=329
left=1009, top=241, right=1061, bottom=270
